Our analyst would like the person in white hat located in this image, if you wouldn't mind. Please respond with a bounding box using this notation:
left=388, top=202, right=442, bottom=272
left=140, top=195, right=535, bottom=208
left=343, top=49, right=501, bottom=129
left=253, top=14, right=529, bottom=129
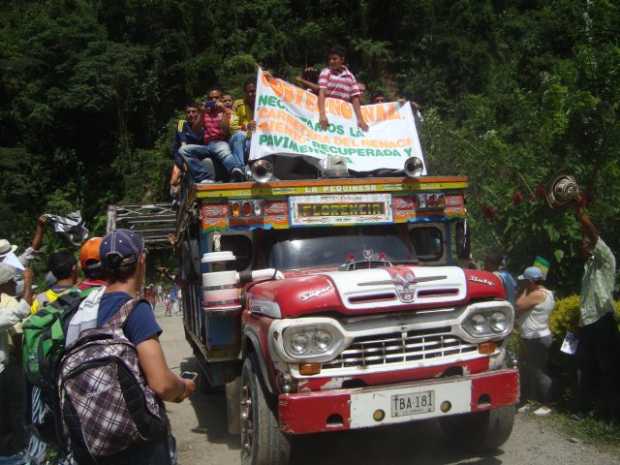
left=515, top=266, right=555, bottom=416
left=0, top=216, right=47, bottom=272
left=0, top=264, right=33, bottom=455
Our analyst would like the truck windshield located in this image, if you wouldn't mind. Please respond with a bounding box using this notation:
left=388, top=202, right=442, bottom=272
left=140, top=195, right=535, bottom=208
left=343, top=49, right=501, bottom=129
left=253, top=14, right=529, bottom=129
left=267, top=225, right=417, bottom=271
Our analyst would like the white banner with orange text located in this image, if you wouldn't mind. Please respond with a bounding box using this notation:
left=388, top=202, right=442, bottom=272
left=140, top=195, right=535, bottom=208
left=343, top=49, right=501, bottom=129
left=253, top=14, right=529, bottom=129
left=249, top=68, right=426, bottom=173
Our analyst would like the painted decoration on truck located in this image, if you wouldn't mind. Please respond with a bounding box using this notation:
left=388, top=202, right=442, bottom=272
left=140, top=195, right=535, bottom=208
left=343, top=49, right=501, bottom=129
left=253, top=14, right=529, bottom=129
left=250, top=68, right=427, bottom=174
left=289, top=193, right=393, bottom=226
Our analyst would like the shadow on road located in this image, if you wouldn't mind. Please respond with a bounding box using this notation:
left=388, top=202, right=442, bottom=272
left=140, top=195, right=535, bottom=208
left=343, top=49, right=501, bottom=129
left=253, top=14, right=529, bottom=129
left=175, top=353, right=504, bottom=465
left=292, top=420, right=505, bottom=465
left=179, top=356, right=241, bottom=451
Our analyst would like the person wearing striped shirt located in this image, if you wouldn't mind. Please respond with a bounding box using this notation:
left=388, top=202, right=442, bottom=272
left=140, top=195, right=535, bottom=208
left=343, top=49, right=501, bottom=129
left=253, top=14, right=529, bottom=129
left=318, top=46, right=368, bottom=132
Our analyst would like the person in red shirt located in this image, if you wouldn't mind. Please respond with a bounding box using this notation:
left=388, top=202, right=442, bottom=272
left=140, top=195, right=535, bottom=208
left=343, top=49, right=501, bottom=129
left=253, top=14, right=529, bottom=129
left=178, top=88, right=245, bottom=182
left=318, top=46, right=368, bottom=132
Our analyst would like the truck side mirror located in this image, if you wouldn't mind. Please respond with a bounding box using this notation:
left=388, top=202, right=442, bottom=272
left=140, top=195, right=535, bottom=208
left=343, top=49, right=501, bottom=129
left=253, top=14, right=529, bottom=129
left=455, top=219, right=471, bottom=260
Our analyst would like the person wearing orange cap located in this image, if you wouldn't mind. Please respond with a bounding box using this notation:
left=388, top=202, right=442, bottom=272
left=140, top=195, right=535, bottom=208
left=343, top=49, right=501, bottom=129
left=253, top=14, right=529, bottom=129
left=77, top=237, right=106, bottom=291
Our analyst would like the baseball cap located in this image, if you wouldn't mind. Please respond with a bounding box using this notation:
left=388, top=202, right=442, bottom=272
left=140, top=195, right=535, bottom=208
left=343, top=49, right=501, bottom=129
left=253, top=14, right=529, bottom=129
left=518, top=266, right=544, bottom=281
left=100, top=229, right=144, bottom=270
left=0, top=263, right=17, bottom=285
left=80, top=237, right=103, bottom=269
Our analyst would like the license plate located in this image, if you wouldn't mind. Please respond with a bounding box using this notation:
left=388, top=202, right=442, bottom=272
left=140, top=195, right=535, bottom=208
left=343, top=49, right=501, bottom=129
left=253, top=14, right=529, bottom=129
left=391, top=390, right=434, bottom=417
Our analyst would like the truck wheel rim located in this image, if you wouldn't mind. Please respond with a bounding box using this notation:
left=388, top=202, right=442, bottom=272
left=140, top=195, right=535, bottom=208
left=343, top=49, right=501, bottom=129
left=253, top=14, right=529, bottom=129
left=241, top=382, right=253, bottom=455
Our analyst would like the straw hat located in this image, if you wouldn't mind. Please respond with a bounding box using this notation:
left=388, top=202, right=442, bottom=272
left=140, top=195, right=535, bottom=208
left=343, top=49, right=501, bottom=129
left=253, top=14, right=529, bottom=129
left=0, top=239, right=18, bottom=258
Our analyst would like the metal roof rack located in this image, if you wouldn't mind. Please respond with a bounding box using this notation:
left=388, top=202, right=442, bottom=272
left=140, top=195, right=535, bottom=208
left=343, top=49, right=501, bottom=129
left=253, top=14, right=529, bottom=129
left=106, top=203, right=176, bottom=248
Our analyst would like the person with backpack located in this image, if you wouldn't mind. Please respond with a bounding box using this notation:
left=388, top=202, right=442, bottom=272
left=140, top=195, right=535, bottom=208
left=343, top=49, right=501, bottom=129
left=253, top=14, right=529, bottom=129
left=31, top=251, right=79, bottom=315
left=21, top=238, right=106, bottom=465
left=0, top=264, right=33, bottom=457
left=59, top=229, right=195, bottom=465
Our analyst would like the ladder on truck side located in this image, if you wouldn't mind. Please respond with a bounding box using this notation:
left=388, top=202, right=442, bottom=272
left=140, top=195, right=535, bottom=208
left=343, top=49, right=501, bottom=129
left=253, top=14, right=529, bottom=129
left=106, top=203, right=177, bottom=248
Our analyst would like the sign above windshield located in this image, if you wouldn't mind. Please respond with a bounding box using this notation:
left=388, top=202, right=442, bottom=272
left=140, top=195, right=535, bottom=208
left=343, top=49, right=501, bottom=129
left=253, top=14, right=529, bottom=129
left=289, top=193, right=393, bottom=226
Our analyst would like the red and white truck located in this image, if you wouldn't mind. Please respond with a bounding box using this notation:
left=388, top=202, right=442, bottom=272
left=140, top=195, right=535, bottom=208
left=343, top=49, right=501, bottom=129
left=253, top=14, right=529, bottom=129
left=175, top=164, right=519, bottom=465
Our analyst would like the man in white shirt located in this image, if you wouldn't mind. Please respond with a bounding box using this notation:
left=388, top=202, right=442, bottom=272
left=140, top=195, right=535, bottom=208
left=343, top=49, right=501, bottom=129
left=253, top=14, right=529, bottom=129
left=0, top=264, right=33, bottom=455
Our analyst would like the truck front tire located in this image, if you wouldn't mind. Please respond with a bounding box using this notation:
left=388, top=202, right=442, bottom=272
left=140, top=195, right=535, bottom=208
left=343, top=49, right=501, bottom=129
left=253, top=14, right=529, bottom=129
left=439, top=405, right=515, bottom=452
left=240, top=357, right=291, bottom=465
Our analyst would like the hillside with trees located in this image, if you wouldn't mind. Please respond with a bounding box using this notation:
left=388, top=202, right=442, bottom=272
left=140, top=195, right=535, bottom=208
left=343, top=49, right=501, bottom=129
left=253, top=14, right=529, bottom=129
left=1, top=0, right=619, bottom=292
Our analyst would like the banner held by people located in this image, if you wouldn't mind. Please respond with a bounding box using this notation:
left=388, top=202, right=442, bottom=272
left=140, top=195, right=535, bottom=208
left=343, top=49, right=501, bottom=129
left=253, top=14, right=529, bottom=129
left=249, top=68, right=426, bottom=174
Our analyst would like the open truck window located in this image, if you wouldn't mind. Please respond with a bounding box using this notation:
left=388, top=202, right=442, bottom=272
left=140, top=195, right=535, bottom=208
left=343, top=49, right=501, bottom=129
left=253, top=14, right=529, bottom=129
left=410, top=227, right=443, bottom=261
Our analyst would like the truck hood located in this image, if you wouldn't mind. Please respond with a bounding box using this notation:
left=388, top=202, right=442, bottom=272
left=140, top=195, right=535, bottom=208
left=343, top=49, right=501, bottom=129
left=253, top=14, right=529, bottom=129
left=247, top=266, right=505, bottom=318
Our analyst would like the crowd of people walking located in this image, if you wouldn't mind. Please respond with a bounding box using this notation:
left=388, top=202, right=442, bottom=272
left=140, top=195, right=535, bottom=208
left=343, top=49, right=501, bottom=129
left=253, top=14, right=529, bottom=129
left=0, top=223, right=194, bottom=465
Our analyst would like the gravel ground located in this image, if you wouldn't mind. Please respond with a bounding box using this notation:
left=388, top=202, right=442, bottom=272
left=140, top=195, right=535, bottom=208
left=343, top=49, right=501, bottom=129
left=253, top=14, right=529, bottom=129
left=157, top=311, right=620, bottom=465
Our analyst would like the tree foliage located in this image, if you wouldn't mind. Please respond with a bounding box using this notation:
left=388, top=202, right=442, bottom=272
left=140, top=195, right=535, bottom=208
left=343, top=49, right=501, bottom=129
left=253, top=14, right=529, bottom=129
left=1, top=0, right=619, bottom=293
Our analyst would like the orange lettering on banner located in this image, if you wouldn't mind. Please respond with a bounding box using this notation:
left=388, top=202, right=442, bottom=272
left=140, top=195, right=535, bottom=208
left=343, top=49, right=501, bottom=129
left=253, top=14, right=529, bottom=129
left=265, top=75, right=358, bottom=121
left=360, top=103, right=401, bottom=124
left=262, top=72, right=404, bottom=124
left=303, top=93, right=318, bottom=112
left=260, top=72, right=271, bottom=87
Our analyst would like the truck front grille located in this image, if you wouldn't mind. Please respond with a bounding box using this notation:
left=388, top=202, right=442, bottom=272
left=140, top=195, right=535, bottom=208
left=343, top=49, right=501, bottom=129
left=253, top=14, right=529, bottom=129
left=322, top=326, right=477, bottom=370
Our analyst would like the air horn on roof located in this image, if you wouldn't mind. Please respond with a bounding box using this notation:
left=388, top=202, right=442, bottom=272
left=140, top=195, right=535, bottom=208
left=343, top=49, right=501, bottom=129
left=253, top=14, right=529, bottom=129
left=250, top=159, right=274, bottom=184
left=404, top=157, right=425, bottom=178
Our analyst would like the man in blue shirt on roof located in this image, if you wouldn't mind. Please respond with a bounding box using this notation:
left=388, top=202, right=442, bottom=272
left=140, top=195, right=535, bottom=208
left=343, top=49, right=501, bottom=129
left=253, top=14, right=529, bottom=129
left=169, top=102, right=214, bottom=196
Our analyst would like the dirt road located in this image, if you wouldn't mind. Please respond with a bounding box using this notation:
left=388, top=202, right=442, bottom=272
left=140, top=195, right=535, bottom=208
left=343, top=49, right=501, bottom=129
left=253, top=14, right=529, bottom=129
left=158, top=312, right=619, bottom=465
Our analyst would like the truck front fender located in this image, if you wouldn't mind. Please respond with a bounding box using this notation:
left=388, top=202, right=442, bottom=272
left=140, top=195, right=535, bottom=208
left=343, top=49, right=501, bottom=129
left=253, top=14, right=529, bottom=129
left=242, top=325, right=275, bottom=395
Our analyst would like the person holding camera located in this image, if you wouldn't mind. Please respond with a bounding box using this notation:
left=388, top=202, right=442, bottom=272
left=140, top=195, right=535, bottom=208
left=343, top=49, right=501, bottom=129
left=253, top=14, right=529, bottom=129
left=178, top=89, right=245, bottom=183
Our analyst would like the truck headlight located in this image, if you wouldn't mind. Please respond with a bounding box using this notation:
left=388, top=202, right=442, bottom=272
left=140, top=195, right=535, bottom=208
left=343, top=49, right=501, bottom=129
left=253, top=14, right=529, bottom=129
left=461, top=301, right=513, bottom=340
left=289, top=332, right=311, bottom=355
left=270, top=318, right=350, bottom=363
left=489, top=311, right=508, bottom=333
left=283, top=325, right=342, bottom=358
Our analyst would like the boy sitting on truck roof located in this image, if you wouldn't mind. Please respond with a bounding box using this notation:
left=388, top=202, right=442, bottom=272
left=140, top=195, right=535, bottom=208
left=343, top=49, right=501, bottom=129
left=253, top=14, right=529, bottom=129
left=318, top=46, right=368, bottom=132
left=225, top=79, right=256, bottom=166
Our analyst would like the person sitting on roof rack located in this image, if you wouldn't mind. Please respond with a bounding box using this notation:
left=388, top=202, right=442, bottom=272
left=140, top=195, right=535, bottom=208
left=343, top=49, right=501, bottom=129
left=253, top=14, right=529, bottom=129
left=318, top=46, right=368, bottom=132
left=170, top=102, right=215, bottom=193
left=178, top=89, right=245, bottom=183
left=225, top=79, right=256, bottom=166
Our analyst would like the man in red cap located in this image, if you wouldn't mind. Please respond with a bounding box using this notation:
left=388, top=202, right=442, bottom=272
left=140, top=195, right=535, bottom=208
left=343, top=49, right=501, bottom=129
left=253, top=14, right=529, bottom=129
left=77, top=237, right=106, bottom=291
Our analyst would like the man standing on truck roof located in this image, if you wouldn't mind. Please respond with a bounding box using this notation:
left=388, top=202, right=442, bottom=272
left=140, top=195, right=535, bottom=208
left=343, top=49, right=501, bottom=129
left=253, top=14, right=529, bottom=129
left=170, top=102, right=214, bottom=193
left=226, top=79, right=256, bottom=166
left=318, top=46, right=368, bottom=132
left=179, top=88, right=245, bottom=182
left=574, top=195, right=620, bottom=421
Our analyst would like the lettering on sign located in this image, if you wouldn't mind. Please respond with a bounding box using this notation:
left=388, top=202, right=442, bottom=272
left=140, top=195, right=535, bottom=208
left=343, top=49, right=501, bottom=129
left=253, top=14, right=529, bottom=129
left=289, top=193, right=392, bottom=226
left=298, top=202, right=385, bottom=218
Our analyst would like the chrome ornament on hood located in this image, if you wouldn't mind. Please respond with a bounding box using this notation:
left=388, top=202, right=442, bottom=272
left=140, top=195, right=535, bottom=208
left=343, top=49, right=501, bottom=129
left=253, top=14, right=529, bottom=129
left=393, top=269, right=417, bottom=303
